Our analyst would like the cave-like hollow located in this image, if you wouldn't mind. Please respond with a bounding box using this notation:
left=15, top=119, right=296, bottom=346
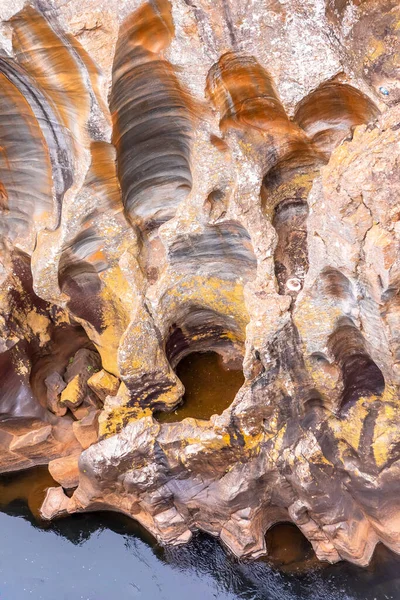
left=264, top=522, right=317, bottom=569
left=154, top=306, right=246, bottom=422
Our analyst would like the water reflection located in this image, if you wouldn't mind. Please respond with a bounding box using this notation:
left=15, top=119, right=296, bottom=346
left=155, top=351, right=244, bottom=423
left=0, top=466, right=56, bottom=520
left=1, top=468, right=400, bottom=599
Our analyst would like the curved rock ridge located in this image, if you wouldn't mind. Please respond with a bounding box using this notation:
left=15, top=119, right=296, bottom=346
left=111, top=0, right=194, bottom=230
left=0, top=0, right=399, bottom=569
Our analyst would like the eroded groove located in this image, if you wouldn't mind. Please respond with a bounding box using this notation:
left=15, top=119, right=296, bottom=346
left=294, top=81, right=380, bottom=157
left=205, top=51, right=312, bottom=171
left=111, top=0, right=193, bottom=230
left=58, top=232, right=103, bottom=329
left=328, top=317, right=385, bottom=410
left=320, top=267, right=354, bottom=300
left=262, top=147, right=324, bottom=298
left=0, top=70, right=54, bottom=250
left=58, top=142, right=125, bottom=330
left=0, top=56, right=73, bottom=208
left=165, top=307, right=244, bottom=369
left=167, top=221, right=257, bottom=281
left=272, top=200, right=309, bottom=295
left=11, top=5, right=94, bottom=148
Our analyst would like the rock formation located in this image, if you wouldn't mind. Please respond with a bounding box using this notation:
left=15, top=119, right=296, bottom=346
left=0, top=0, right=399, bottom=567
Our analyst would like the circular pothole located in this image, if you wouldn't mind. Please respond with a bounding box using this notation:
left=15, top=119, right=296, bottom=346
left=155, top=351, right=244, bottom=423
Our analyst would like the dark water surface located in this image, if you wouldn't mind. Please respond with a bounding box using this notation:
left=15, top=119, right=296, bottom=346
left=1, top=469, right=400, bottom=599
left=155, top=351, right=244, bottom=422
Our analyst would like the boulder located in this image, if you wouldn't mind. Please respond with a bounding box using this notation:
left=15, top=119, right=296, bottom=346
left=72, top=410, right=100, bottom=450
left=87, top=369, right=119, bottom=402
left=45, top=372, right=67, bottom=416
left=48, top=453, right=80, bottom=489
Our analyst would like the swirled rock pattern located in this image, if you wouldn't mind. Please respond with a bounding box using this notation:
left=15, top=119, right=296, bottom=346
left=0, top=0, right=399, bottom=568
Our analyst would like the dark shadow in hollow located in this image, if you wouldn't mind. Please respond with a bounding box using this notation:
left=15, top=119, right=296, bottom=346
left=167, top=221, right=257, bottom=282
left=273, top=200, right=309, bottom=296
left=328, top=317, right=385, bottom=411
left=165, top=307, right=244, bottom=369
left=264, top=522, right=317, bottom=571
left=320, top=267, right=353, bottom=299
left=0, top=249, right=96, bottom=418
left=58, top=230, right=104, bottom=332
left=261, top=148, right=325, bottom=300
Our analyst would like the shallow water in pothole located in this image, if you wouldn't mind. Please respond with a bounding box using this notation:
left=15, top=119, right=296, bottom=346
left=1, top=468, right=400, bottom=599
left=155, top=351, right=244, bottom=422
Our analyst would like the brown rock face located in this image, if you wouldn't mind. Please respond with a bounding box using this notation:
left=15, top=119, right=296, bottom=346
left=48, top=453, right=80, bottom=489
left=0, top=0, right=399, bottom=568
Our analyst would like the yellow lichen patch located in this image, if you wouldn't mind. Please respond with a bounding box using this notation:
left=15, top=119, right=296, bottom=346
left=87, top=369, right=119, bottom=400
left=330, top=396, right=371, bottom=452
left=305, top=355, right=339, bottom=393
left=60, top=375, right=83, bottom=409
left=372, top=387, right=400, bottom=468
left=15, top=357, right=29, bottom=376
left=98, top=377, right=181, bottom=437
left=99, top=405, right=152, bottom=438
left=309, top=450, right=332, bottom=467
left=365, top=39, right=386, bottom=63
left=330, top=389, right=398, bottom=465
left=241, top=430, right=265, bottom=453
left=159, top=275, right=249, bottom=340
left=295, top=299, right=342, bottom=349
left=77, top=317, right=119, bottom=377
left=101, top=264, right=135, bottom=311
left=91, top=266, right=132, bottom=376
left=26, top=309, right=50, bottom=346
left=263, top=169, right=319, bottom=218
left=201, top=433, right=231, bottom=453
left=52, top=308, right=71, bottom=326
left=181, top=431, right=233, bottom=467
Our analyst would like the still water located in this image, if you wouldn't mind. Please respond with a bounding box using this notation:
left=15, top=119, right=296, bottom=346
left=0, top=468, right=400, bottom=600
left=155, top=351, right=244, bottom=422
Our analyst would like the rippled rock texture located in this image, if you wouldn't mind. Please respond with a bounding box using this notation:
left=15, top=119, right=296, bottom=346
left=0, top=0, right=399, bottom=567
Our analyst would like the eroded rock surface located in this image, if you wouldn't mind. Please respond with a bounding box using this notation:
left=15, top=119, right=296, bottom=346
left=0, top=0, right=399, bottom=567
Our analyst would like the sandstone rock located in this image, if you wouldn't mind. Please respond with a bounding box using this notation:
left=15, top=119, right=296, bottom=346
left=40, top=487, right=71, bottom=520
left=0, top=417, right=81, bottom=473
left=65, top=349, right=101, bottom=384
left=60, top=349, right=102, bottom=411
left=72, top=410, right=100, bottom=449
left=72, top=406, right=91, bottom=421
left=45, top=372, right=67, bottom=416
left=60, top=375, right=85, bottom=410
left=48, top=453, right=80, bottom=489
left=87, top=369, right=119, bottom=402
left=1, top=0, right=400, bottom=570
left=9, top=421, right=52, bottom=451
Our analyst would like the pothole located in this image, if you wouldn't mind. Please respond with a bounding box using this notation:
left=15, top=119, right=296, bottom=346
left=264, top=522, right=317, bottom=570
left=154, top=351, right=244, bottom=422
